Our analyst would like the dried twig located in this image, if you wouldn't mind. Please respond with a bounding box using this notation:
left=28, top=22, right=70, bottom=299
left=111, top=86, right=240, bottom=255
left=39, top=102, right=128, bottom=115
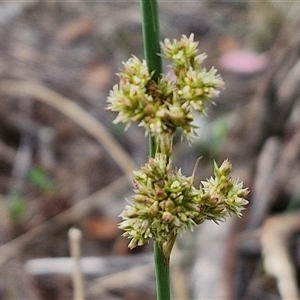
left=0, top=80, right=137, bottom=180
left=260, top=212, right=300, bottom=299
left=246, top=136, right=282, bottom=231
left=69, top=228, right=85, bottom=300
left=0, top=176, right=129, bottom=268
left=86, top=261, right=154, bottom=296
left=25, top=253, right=155, bottom=298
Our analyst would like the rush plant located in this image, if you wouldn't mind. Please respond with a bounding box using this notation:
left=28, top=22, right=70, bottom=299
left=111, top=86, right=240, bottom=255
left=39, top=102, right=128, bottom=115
left=106, top=1, right=249, bottom=299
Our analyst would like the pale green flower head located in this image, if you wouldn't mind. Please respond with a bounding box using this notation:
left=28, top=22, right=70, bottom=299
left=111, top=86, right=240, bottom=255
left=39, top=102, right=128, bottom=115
left=200, top=160, right=249, bottom=220
left=161, top=34, right=199, bottom=67
left=119, top=155, right=249, bottom=258
left=107, top=34, right=224, bottom=149
left=119, top=153, right=200, bottom=253
left=161, top=34, right=224, bottom=117
left=107, top=33, right=249, bottom=260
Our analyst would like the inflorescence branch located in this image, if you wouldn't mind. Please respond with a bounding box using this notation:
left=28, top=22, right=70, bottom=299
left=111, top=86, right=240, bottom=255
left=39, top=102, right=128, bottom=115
left=107, top=34, right=249, bottom=260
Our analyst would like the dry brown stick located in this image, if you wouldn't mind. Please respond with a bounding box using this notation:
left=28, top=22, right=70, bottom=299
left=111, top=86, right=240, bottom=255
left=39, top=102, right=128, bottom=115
left=86, top=262, right=154, bottom=296
left=274, top=129, right=300, bottom=188
left=244, top=130, right=300, bottom=233
left=260, top=211, right=300, bottom=299
left=246, top=136, right=282, bottom=231
left=25, top=253, right=153, bottom=277
left=85, top=252, right=182, bottom=297
left=223, top=137, right=281, bottom=299
left=69, top=228, right=85, bottom=300
left=0, top=80, right=137, bottom=180
left=0, top=176, right=129, bottom=268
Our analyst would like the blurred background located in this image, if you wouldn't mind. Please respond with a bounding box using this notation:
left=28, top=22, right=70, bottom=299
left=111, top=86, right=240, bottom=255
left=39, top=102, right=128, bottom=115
left=0, top=1, right=300, bottom=299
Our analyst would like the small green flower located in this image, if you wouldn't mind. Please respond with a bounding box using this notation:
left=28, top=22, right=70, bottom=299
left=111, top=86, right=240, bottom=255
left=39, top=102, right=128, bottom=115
left=107, top=34, right=224, bottom=149
left=200, top=160, right=249, bottom=220
left=161, top=34, right=199, bottom=67
left=106, top=55, right=153, bottom=127
left=107, top=33, right=249, bottom=260
left=119, top=155, right=248, bottom=258
left=119, top=154, right=199, bottom=252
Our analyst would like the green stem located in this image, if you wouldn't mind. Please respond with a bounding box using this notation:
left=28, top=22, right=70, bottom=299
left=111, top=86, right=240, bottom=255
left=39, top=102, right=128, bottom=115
left=140, top=0, right=162, bottom=83
left=154, top=242, right=171, bottom=300
left=139, top=1, right=170, bottom=300
left=140, top=0, right=162, bottom=159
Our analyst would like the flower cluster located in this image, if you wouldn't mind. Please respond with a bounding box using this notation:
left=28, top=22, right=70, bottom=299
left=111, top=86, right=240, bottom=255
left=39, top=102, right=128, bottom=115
left=107, top=33, right=248, bottom=258
left=161, top=34, right=223, bottom=113
left=119, top=154, right=249, bottom=257
left=107, top=34, right=224, bottom=151
left=195, top=160, right=249, bottom=225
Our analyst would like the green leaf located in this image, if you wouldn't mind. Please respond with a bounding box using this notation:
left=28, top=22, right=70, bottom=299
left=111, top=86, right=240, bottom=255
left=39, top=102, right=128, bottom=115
left=27, top=167, right=55, bottom=192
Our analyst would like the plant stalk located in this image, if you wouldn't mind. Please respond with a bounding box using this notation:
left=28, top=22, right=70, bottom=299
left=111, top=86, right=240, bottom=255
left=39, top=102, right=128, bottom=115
left=154, top=242, right=171, bottom=300
left=140, top=0, right=162, bottom=83
left=139, top=0, right=170, bottom=299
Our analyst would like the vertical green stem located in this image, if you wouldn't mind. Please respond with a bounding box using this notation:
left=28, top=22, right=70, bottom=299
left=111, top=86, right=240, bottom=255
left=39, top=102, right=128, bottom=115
left=139, top=1, right=170, bottom=299
left=154, top=242, right=171, bottom=300
left=140, top=0, right=162, bottom=82
left=140, top=0, right=162, bottom=158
